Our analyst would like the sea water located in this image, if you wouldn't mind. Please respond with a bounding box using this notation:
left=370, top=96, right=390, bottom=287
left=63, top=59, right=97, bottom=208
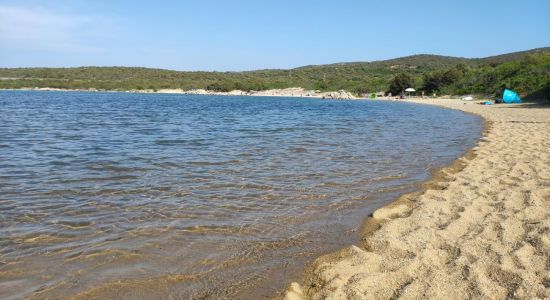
left=0, top=91, right=482, bottom=299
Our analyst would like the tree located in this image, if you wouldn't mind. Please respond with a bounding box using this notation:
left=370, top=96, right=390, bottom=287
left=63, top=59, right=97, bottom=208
left=388, top=73, right=413, bottom=95
left=422, top=65, right=465, bottom=93
left=314, top=80, right=328, bottom=91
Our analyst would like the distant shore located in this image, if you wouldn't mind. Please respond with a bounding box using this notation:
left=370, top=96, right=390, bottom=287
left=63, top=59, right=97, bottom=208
left=285, top=98, right=550, bottom=299
left=2, top=87, right=503, bottom=102
left=1, top=87, right=359, bottom=100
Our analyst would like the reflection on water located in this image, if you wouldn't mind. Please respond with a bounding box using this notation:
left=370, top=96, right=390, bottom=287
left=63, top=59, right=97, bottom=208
left=0, top=91, right=482, bottom=299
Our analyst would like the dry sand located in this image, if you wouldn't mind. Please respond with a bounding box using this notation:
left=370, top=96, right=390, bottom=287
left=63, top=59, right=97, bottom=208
left=285, top=99, right=550, bottom=300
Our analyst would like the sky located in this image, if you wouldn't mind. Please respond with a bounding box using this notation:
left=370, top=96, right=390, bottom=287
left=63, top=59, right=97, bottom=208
left=1, top=0, right=549, bottom=71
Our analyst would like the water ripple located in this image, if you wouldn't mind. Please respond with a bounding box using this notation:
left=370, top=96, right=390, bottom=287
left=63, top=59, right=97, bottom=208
left=0, top=91, right=482, bottom=299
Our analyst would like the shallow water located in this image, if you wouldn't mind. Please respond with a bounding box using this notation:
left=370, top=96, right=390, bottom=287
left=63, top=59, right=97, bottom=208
left=0, top=91, right=482, bottom=299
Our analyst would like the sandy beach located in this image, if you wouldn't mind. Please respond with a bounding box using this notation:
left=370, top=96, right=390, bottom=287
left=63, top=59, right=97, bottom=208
left=285, top=99, right=550, bottom=299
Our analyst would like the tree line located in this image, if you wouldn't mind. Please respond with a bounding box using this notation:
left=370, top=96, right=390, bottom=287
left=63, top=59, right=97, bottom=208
left=387, top=52, right=550, bottom=99
left=1, top=49, right=548, bottom=100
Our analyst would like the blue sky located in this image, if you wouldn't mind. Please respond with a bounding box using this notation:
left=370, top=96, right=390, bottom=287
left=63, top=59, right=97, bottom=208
left=1, top=0, right=549, bottom=71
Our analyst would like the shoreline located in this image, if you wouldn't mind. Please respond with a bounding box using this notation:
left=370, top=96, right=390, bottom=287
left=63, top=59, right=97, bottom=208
left=0, top=87, right=359, bottom=100
left=3, top=88, right=547, bottom=298
left=2, top=87, right=497, bottom=102
left=285, top=99, right=550, bottom=299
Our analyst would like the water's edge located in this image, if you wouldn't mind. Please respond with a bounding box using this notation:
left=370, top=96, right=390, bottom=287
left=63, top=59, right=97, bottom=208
left=278, top=99, right=492, bottom=300
left=0, top=92, right=484, bottom=299
left=278, top=100, right=487, bottom=299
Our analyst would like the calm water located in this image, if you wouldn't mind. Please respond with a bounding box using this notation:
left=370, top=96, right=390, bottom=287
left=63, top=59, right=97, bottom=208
left=0, top=91, right=482, bottom=299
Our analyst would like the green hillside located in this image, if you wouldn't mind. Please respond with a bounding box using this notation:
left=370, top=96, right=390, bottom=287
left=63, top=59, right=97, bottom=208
left=0, top=48, right=549, bottom=99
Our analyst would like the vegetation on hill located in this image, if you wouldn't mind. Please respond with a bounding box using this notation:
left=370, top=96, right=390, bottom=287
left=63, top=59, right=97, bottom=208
left=419, top=51, right=550, bottom=98
left=0, top=48, right=548, bottom=99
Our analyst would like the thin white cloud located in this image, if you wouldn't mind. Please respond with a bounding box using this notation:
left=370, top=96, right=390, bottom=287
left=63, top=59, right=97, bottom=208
left=0, top=4, right=114, bottom=53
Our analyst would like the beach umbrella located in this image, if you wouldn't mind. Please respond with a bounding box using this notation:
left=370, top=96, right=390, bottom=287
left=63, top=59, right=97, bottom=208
left=405, top=88, right=415, bottom=97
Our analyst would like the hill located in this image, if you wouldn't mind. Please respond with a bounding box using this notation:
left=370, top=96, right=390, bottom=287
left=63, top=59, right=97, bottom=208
left=0, top=48, right=549, bottom=99
left=477, top=47, right=550, bottom=64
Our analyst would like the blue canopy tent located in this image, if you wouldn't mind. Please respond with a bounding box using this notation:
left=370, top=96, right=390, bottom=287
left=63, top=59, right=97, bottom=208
left=502, top=89, right=522, bottom=103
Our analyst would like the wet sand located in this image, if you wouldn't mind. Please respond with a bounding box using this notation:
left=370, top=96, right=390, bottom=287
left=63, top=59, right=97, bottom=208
left=285, top=99, right=550, bottom=299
